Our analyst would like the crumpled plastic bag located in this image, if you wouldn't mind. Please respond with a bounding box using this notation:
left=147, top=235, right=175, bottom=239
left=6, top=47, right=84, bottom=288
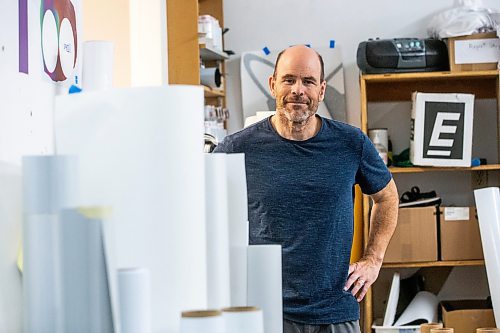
left=428, top=0, right=499, bottom=39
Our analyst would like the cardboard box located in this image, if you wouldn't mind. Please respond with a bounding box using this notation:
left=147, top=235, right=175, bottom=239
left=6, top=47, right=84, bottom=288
left=410, top=92, right=474, bottom=167
left=384, top=206, right=438, bottom=263
left=447, top=32, right=499, bottom=72
left=441, top=300, right=496, bottom=333
left=439, top=207, right=484, bottom=260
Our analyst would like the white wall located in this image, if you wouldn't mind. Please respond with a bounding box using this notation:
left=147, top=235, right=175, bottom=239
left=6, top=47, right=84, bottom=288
left=223, top=0, right=500, bottom=132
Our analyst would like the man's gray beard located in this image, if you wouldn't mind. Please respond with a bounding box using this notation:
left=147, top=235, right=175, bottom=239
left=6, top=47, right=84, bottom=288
left=280, top=106, right=317, bottom=124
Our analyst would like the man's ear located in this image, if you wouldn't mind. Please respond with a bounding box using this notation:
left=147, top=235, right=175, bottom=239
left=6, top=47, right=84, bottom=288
left=319, top=80, right=326, bottom=102
left=268, top=75, right=276, bottom=98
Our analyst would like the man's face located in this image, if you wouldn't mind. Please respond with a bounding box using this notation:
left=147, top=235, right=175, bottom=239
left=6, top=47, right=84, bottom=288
left=269, top=47, right=326, bottom=124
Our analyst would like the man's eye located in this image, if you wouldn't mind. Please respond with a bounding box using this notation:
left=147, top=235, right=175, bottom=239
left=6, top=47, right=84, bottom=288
left=284, top=79, right=294, bottom=84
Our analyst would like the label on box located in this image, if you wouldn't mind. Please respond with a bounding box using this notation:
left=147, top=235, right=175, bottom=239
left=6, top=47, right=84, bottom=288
left=454, top=38, right=500, bottom=64
left=444, top=207, right=469, bottom=221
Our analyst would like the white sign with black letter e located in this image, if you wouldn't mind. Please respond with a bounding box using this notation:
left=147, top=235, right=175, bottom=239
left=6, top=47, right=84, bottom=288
left=410, top=92, right=474, bottom=167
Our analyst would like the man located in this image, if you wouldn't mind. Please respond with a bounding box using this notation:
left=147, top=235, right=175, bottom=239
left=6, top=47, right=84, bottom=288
left=214, top=45, right=399, bottom=333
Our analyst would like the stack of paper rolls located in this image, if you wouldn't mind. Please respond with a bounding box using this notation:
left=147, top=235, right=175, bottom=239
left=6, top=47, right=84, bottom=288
left=22, top=155, right=79, bottom=333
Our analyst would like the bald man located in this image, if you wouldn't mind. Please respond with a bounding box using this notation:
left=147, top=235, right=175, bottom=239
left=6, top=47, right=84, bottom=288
left=214, top=45, right=399, bottom=333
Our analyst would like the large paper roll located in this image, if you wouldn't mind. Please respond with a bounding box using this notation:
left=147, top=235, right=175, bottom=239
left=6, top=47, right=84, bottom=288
left=474, top=187, right=500, bottom=325
left=58, top=208, right=114, bottom=333
left=22, top=155, right=79, bottom=214
left=22, top=155, right=79, bottom=333
left=476, top=329, right=500, bottom=333
left=247, top=245, right=283, bottom=333
left=0, top=163, right=22, bottom=332
left=225, top=153, right=250, bottom=307
left=118, top=268, right=152, bottom=333
left=180, top=311, right=224, bottom=333
left=23, top=214, right=63, bottom=333
left=82, top=41, right=114, bottom=91
left=222, top=307, right=264, bottom=333
left=205, top=154, right=231, bottom=309
left=54, top=86, right=207, bottom=333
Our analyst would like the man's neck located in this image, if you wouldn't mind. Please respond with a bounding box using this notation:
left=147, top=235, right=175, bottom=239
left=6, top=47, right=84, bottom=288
left=271, top=112, right=321, bottom=141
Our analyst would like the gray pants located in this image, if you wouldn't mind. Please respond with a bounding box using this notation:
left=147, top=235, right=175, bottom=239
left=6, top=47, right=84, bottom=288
left=284, top=319, right=361, bottom=333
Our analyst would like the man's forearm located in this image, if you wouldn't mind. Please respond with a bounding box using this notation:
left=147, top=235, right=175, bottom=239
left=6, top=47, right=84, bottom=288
left=364, top=181, right=399, bottom=263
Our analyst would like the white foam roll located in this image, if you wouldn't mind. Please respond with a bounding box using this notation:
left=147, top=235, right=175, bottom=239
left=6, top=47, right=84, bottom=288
left=222, top=306, right=264, bottom=333
left=247, top=245, right=283, bottom=333
left=82, top=40, right=114, bottom=91
left=225, top=153, right=248, bottom=247
left=22, top=155, right=79, bottom=215
left=230, top=245, right=248, bottom=306
left=180, top=311, right=224, bottom=333
left=54, top=86, right=207, bottom=333
left=205, top=154, right=231, bottom=309
left=58, top=208, right=114, bottom=333
left=474, top=187, right=500, bottom=325
left=118, top=268, right=151, bottom=333
left=23, top=213, right=63, bottom=333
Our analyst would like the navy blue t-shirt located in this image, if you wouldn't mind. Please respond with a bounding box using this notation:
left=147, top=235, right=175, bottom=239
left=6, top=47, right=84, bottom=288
left=214, top=116, right=391, bottom=324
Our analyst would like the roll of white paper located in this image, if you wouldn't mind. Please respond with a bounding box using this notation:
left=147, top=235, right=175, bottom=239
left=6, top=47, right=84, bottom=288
left=226, top=153, right=248, bottom=247
left=58, top=208, right=114, bottom=333
left=247, top=245, right=283, bottom=333
left=222, top=306, right=264, bottom=333
left=180, top=311, right=224, bottom=333
left=205, top=154, right=231, bottom=309
left=200, top=67, right=221, bottom=88
left=394, top=291, right=438, bottom=326
left=22, top=155, right=79, bottom=333
left=23, top=214, right=63, bottom=333
left=474, top=187, right=500, bottom=325
left=82, top=40, right=114, bottom=91
left=230, top=245, right=248, bottom=307
left=118, top=268, right=151, bottom=333
left=54, top=86, right=207, bottom=333
left=0, top=163, right=22, bottom=333
left=22, top=155, right=79, bottom=214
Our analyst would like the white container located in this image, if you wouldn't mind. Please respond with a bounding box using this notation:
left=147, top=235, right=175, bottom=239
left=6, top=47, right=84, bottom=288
left=372, top=325, right=420, bottom=333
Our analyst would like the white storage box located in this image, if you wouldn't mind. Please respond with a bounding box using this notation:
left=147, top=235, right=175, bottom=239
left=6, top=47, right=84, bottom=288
left=410, top=92, right=474, bottom=167
left=372, top=325, right=420, bottom=333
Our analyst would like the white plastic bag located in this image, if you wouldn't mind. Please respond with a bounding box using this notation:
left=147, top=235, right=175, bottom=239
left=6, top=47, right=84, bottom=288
left=428, top=0, right=499, bottom=39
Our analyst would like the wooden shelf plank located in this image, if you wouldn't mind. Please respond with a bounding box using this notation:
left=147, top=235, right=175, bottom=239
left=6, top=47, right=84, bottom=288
left=383, top=259, right=485, bottom=268
left=203, top=86, right=225, bottom=97
left=200, top=44, right=229, bottom=61
left=362, top=70, right=499, bottom=82
left=389, top=164, right=500, bottom=174
left=361, top=70, right=499, bottom=102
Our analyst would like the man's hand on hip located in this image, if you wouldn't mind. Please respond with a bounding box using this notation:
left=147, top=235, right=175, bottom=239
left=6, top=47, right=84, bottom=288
left=343, top=256, right=382, bottom=302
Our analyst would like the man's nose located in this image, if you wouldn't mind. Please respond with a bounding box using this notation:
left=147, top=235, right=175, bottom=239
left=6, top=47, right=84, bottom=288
left=291, top=81, right=304, bottom=95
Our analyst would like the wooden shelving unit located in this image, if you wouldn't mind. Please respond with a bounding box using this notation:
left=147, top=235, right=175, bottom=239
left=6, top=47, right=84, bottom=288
left=359, top=70, right=500, bottom=333
left=166, top=0, right=227, bottom=105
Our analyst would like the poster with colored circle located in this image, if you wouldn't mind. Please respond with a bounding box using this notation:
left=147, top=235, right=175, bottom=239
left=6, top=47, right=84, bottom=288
left=40, top=0, right=79, bottom=82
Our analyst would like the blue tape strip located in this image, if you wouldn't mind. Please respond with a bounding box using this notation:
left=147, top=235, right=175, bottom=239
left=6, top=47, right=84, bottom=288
left=69, top=85, right=82, bottom=94
left=262, top=47, right=270, bottom=55
left=305, top=44, right=311, bottom=48
left=330, top=40, right=335, bottom=48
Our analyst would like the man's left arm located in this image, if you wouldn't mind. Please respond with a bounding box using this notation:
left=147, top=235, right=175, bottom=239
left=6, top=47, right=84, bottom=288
left=344, top=178, right=399, bottom=301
